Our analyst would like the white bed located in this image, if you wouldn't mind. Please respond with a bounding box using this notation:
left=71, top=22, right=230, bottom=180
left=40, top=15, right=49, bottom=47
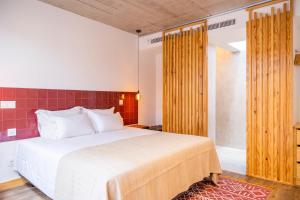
left=15, top=127, right=221, bottom=200
left=15, top=127, right=151, bottom=198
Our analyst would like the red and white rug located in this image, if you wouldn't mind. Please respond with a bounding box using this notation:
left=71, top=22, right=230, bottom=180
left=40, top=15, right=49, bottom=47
left=174, top=177, right=272, bottom=200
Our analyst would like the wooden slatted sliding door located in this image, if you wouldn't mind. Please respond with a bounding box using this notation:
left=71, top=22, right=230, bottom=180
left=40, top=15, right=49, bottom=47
left=246, top=3, right=294, bottom=184
left=162, top=22, right=208, bottom=136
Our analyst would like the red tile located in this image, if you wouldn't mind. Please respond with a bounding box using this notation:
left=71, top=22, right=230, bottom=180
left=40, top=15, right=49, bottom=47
left=2, top=110, right=16, bottom=120
left=2, top=88, right=16, bottom=100
left=81, top=99, right=89, bottom=108
left=48, top=90, right=58, bottom=98
left=88, top=99, right=96, bottom=108
left=16, top=129, right=28, bottom=138
left=27, top=118, right=37, bottom=129
left=30, top=129, right=39, bottom=137
left=27, top=99, right=38, bottom=109
left=75, top=91, right=81, bottom=99
left=16, top=99, right=27, bottom=109
left=15, top=88, right=27, bottom=98
left=27, top=110, right=35, bottom=119
left=81, top=91, right=88, bottom=99
left=16, top=119, right=27, bottom=129
left=66, top=91, right=76, bottom=98
left=27, top=89, right=38, bottom=98
left=16, top=109, right=27, bottom=119
left=38, top=99, right=48, bottom=109
left=48, top=99, right=58, bottom=110
left=87, top=92, right=96, bottom=99
left=57, top=90, right=66, bottom=98
left=58, top=99, right=66, bottom=109
left=38, top=89, right=48, bottom=98
left=96, top=92, right=103, bottom=99
left=75, top=98, right=82, bottom=106
left=0, top=88, right=138, bottom=142
left=66, top=98, right=75, bottom=108
left=3, top=120, right=16, bottom=130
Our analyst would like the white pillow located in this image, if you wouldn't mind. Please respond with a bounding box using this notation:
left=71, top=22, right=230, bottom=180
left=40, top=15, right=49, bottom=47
left=54, top=114, right=95, bottom=139
left=87, top=111, right=124, bottom=133
left=82, top=107, right=114, bottom=115
left=35, top=107, right=82, bottom=139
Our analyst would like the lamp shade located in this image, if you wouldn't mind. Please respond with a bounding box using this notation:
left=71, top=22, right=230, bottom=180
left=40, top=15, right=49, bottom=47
left=136, top=91, right=140, bottom=101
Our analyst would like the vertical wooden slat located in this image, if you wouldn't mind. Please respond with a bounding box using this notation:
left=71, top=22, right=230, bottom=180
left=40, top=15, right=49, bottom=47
left=195, top=29, right=199, bottom=134
left=286, top=8, right=293, bottom=184
left=262, top=14, right=269, bottom=179
left=174, top=33, right=178, bottom=132
left=251, top=12, right=258, bottom=175
left=267, top=13, right=274, bottom=179
left=246, top=19, right=253, bottom=176
left=274, top=7, right=281, bottom=181
left=256, top=13, right=263, bottom=177
left=168, top=34, right=173, bottom=132
left=199, top=27, right=203, bottom=136
left=171, top=34, right=175, bottom=132
left=164, top=34, right=168, bottom=132
left=279, top=5, right=287, bottom=182
left=202, top=22, right=208, bottom=136
left=270, top=8, right=275, bottom=180
left=188, top=29, right=192, bottom=134
left=178, top=30, right=183, bottom=134
left=162, top=33, right=166, bottom=132
left=191, top=29, right=196, bottom=134
left=182, top=31, right=186, bottom=133
left=184, top=30, right=189, bottom=133
left=165, top=34, right=169, bottom=132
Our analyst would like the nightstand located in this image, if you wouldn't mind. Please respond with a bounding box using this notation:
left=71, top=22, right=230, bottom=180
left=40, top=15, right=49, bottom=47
left=127, top=124, right=150, bottom=129
left=149, top=125, right=162, bottom=131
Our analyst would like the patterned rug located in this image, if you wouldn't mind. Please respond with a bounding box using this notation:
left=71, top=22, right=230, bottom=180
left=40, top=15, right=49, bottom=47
left=173, top=177, right=272, bottom=200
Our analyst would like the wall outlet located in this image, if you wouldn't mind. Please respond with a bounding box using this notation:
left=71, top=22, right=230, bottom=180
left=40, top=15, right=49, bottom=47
left=7, top=128, right=16, bottom=137
left=0, top=101, right=16, bottom=109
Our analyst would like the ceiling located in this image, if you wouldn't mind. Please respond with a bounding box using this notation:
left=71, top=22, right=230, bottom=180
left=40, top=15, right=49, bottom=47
left=39, top=0, right=267, bottom=35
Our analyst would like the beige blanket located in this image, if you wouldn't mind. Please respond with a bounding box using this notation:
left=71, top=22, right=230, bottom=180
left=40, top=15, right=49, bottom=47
left=55, top=133, right=221, bottom=200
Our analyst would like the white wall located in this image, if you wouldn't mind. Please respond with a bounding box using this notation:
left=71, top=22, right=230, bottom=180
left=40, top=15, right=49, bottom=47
left=0, top=0, right=138, bottom=183
left=155, top=53, right=163, bottom=125
left=215, top=48, right=246, bottom=149
left=208, top=45, right=216, bottom=141
left=138, top=47, right=161, bottom=126
left=0, top=0, right=138, bottom=91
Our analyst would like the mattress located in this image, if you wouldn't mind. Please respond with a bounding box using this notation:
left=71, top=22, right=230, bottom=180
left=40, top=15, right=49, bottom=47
left=15, top=127, right=221, bottom=199
left=15, top=127, right=152, bottom=198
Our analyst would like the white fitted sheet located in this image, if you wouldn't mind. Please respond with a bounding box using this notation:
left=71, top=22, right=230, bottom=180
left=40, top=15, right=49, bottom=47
left=15, top=127, right=153, bottom=198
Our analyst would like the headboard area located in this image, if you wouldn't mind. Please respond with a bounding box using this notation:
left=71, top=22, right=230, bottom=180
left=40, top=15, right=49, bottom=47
left=0, top=87, right=138, bottom=142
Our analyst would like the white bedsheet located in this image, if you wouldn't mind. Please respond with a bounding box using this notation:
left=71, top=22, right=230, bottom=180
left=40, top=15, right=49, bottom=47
left=15, top=127, right=154, bottom=198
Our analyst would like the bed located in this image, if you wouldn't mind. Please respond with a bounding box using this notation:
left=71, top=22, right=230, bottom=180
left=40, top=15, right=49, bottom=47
left=15, top=127, right=221, bottom=200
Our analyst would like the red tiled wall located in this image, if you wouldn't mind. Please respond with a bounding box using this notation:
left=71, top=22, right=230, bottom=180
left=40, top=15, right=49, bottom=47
left=0, top=87, right=138, bottom=142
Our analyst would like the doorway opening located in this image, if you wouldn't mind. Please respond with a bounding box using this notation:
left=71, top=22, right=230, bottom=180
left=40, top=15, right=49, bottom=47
left=208, top=10, right=247, bottom=174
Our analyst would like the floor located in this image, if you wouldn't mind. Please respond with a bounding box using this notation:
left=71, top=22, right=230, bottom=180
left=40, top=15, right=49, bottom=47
left=216, top=145, right=246, bottom=175
left=0, top=171, right=299, bottom=200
